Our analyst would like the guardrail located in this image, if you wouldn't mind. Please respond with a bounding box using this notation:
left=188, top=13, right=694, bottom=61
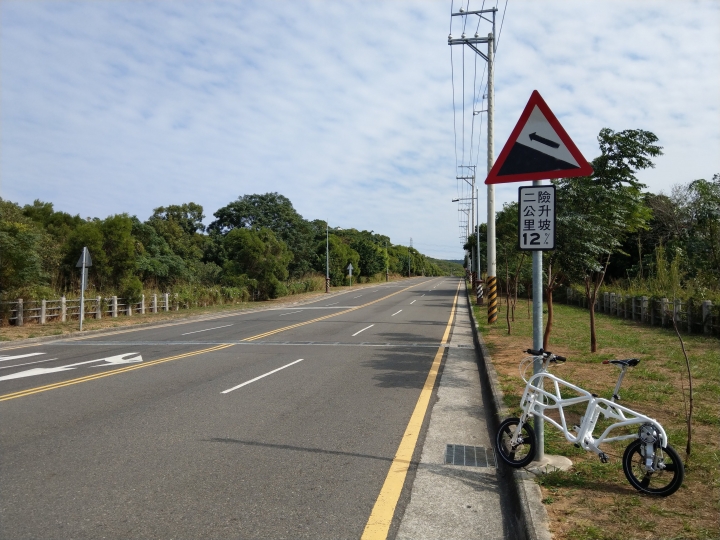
left=1, top=293, right=175, bottom=327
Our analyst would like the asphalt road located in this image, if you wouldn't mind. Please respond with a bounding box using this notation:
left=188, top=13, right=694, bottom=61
left=0, top=277, right=461, bottom=539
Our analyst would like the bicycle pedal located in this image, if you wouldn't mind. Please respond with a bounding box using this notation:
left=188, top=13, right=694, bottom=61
left=598, top=452, right=609, bottom=463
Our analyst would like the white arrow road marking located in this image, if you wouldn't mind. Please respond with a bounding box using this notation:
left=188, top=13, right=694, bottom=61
left=391, top=310, right=403, bottom=316
left=0, top=353, right=142, bottom=381
left=91, top=353, right=143, bottom=366
left=0, top=353, right=46, bottom=362
left=352, top=324, right=374, bottom=337
left=222, top=359, right=304, bottom=394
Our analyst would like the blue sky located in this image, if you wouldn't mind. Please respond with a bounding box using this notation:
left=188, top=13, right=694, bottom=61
left=1, top=1, right=718, bottom=260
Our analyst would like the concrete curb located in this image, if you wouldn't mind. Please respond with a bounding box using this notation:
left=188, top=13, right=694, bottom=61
left=464, top=283, right=552, bottom=540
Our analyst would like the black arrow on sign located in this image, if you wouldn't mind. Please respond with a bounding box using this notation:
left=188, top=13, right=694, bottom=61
left=529, top=132, right=560, bottom=149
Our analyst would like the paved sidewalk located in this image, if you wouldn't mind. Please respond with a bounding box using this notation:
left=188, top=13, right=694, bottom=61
left=396, top=297, right=508, bottom=539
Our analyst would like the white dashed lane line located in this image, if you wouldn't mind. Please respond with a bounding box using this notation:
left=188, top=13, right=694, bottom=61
left=351, top=324, right=375, bottom=337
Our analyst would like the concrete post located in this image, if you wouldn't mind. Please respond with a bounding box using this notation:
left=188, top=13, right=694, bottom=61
left=650, top=298, right=656, bottom=326
left=17, top=299, right=23, bottom=326
left=674, top=298, right=681, bottom=326
left=141, top=294, right=145, bottom=315
left=164, top=293, right=169, bottom=312
left=631, top=297, right=636, bottom=321
left=175, top=293, right=179, bottom=311
left=603, top=292, right=609, bottom=313
left=702, top=300, right=712, bottom=335
left=61, top=296, right=67, bottom=322
left=609, top=293, right=615, bottom=316
left=96, top=296, right=102, bottom=319
left=127, top=299, right=132, bottom=316
left=687, top=299, right=692, bottom=333
left=661, top=298, right=668, bottom=326
left=112, top=296, right=118, bottom=318
left=41, top=299, right=47, bottom=325
left=152, top=294, right=158, bottom=313
left=641, top=296, right=648, bottom=323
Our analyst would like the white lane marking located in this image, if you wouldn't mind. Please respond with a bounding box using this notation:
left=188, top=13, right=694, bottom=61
left=410, top=300, right=416, bottom=304
left=181, top=324, right=234, bottom=336
left=222, top=359, right=304, bottom=394
left=0, top=358, right=58, bottom=370
left=421, top=294, right=425, bottom=297
left=0, top=353, right=142, bottom=381
left=0, top=352, right=45, bottom=362
left=278, top=310, right=303, bottom=316
left=391, top=310, right=402, bottom=317
left=353, top=295, right=363, bottom=298
left=352, top=324, right=374, bottom=337
left=326, top=302, right=338, bottom=306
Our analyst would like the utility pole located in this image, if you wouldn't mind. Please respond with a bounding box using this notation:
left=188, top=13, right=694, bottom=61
left=486, top=31, right=497, bottom=324
left=449, top=7, right=497, bottom=323
left=326, top=221, right=330, bottom=293
left=385, top=241, right=389, bottom=282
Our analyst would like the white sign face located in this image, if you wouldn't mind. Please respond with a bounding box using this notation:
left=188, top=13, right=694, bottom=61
left=518, top=186, right=556, bottom=250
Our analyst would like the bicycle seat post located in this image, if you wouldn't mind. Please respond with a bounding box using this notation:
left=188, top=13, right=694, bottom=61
left=611, top=365, right=628, bottom=402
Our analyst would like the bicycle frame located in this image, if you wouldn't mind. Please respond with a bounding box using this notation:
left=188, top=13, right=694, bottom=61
left=516, top=371, right=668, bottom=456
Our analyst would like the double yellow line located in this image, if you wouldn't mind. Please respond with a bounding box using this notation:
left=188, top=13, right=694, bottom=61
left=0, top=280, right=430, bottom=402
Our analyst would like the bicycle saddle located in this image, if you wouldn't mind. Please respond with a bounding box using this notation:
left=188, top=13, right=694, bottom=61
left=603, top=358, right=640, bottom=367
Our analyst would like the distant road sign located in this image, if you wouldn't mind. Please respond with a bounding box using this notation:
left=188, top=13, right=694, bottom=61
left=347, top=263, right=354, bottom=276
left=486, top=90, right=593, bottom=184
left=518, top=186, right=556, bottom=251
left=75, top=247, right=92, bottom=267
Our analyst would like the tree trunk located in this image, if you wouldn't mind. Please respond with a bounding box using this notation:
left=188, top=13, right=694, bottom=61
left=543, top=287, right=554, bottom=350
left=589, top=299, right=597, bottom=352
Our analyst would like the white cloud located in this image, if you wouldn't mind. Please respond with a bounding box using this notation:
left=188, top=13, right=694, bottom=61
left=1, top=0, right=718, bottom=260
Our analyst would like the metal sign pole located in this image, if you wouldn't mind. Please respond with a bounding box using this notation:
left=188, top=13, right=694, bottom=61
left=531, top=180, right=545, bottom=461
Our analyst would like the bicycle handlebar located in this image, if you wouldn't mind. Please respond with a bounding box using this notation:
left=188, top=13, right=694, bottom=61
left=525, top=349, right=566, bottom=363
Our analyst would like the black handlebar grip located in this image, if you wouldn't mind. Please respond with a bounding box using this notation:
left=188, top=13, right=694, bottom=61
left=526, top=348, right=544, bottom=356
left=554, top=355, right=567, bottom=362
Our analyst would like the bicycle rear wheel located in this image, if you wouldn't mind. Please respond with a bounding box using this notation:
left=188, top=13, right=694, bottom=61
left=496, top=417, right=536, bottom=467
left=622, top=440, right=684, bottom=496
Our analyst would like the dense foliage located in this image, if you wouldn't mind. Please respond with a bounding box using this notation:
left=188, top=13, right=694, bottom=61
left=0, top=193, right=448, bottom=302
left=466, top=127, right=719, bottom=350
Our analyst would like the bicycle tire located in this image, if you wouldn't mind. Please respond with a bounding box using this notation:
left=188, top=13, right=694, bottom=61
left=622, top=440, right=684, bottom=496
left=496, top=417, right=536, bottom=467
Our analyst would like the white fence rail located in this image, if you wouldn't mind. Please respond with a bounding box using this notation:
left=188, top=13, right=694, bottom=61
left=1, top=293, right=177, bottom=327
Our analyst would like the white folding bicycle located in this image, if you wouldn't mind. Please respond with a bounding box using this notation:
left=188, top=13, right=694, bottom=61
left=495, top=349, right=684, bottom=496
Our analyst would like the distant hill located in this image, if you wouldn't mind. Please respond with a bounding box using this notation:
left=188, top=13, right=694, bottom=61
left=428, top=258, right=464, bottom=275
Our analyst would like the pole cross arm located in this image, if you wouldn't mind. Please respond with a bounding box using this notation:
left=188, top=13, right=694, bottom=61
left=448, top=38, right=489, bottom=61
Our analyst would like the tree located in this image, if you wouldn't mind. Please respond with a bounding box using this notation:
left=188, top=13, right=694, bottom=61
left=0, top=199, right=48, bottom=297
left=223, top=227, right=292, bottom=299
left=148, top=203, right=206, bottom=263
left=210, top=193, right=316, bottom=278
left=546, top=128, right=661, bottom=352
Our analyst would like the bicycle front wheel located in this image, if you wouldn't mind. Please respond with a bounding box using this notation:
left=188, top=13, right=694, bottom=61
left=496, top=417, right=536, bottom=467
left=622, top=440, right=684, bottom=496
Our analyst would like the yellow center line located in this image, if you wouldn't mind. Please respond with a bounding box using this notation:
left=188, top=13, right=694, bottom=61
left=361, top=280, right=461, bottom=540
left=0, top=280, right=433, bottom=401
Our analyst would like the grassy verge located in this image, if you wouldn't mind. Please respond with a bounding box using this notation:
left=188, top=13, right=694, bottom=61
left=473, top=298, right=719, bottom=540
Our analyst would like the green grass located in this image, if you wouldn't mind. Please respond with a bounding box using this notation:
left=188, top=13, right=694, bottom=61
left=473, top=297, right=720, bottom=540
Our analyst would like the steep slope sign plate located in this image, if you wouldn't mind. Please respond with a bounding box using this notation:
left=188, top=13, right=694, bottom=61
left=485, top=90, right=593, bottom=184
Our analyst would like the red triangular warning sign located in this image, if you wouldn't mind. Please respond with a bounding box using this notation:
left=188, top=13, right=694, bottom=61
left=485, top=90, right=593, bottom=184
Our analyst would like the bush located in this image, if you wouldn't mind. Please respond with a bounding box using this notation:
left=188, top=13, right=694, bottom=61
left=120, top=275, right=143, bottom=304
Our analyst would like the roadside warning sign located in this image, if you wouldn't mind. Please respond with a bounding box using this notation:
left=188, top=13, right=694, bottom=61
left=485, top=90, right=593, bottom=184
left=518, top=185, right=555, bottom=250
